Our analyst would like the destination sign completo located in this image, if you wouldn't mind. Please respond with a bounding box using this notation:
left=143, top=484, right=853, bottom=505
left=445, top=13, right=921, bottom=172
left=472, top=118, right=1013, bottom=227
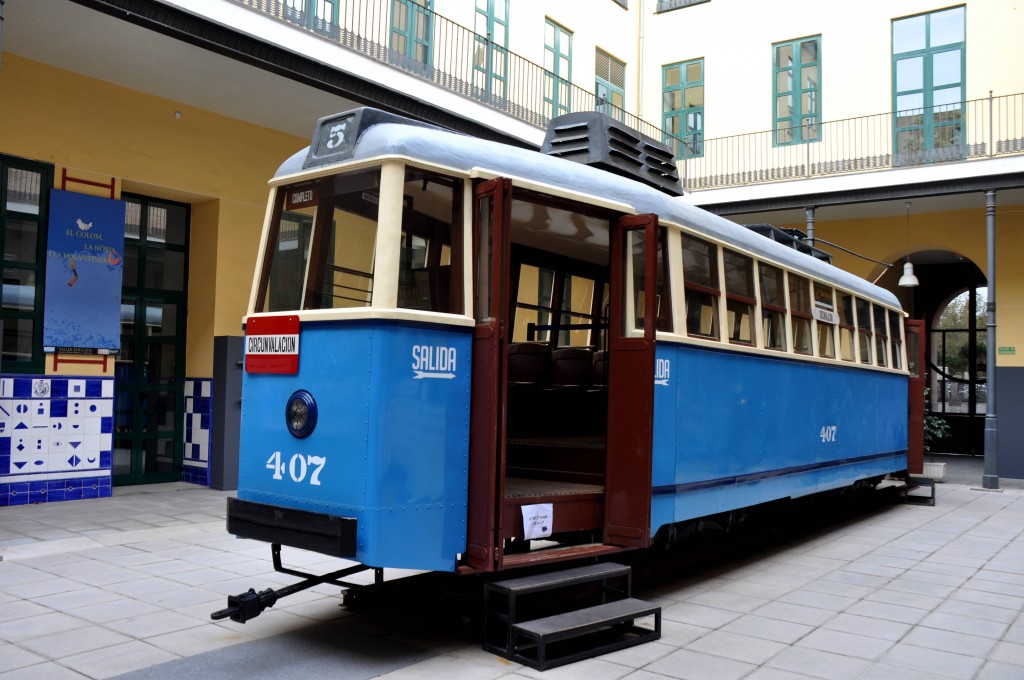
left=245, top=315, right=300, bottom=374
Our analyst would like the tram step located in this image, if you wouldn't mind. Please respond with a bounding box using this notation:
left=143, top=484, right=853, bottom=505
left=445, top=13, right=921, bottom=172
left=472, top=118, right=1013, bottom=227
left=509, top=598, right=661, bottom=671
left=904, top=475, right=936, bottom=506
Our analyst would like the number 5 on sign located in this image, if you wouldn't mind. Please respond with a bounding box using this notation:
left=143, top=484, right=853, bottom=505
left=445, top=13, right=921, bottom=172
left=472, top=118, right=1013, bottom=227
left=819, top=425, right=837, bottom=443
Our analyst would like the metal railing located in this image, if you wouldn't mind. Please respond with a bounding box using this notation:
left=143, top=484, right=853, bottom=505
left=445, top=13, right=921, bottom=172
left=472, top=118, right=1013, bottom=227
left=229, top=2, right=1023, bottom=193
left=231, top=0, right=664, bottom=140
left=680, top=92, right=1024, bottom=191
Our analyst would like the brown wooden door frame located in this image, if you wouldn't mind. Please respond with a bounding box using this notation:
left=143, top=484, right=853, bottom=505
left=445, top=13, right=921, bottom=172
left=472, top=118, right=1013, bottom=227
left=464, top=178, right=512, bottom=572
left=906, top=319, right=926, bottom=474
left=605, top=214, right=658, bottom=548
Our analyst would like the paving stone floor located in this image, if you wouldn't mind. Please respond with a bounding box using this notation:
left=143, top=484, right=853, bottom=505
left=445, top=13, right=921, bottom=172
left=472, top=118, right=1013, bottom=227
left=2, top=456, right=1024, bottom=679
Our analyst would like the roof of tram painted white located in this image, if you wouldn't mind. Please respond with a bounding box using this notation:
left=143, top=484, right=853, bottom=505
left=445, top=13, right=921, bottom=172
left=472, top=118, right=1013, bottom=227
left=274, top=120, right=900, bottom=309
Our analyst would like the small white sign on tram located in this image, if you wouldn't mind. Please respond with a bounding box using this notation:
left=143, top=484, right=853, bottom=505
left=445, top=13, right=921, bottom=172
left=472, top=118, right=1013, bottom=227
left=812, top=307, right=838, bottom=325
left=522, top=503, right=553, bottom=540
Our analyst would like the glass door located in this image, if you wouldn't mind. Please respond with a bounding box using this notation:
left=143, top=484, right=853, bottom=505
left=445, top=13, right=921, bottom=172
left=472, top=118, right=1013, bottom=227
left=112, top=196, right=189, bottom=485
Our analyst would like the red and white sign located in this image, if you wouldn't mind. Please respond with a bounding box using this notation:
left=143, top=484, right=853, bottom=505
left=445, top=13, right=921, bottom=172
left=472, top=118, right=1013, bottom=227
left=245, top=315, right=300, bottom=374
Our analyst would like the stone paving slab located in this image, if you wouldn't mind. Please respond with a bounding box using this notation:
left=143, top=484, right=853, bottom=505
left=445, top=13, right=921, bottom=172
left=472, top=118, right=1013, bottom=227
left=1, top=460, right=1024, bottom=679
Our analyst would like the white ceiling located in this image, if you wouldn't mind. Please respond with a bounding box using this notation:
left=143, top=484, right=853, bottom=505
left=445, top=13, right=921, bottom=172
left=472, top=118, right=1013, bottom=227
left=2, top=0, right=359, bottom=138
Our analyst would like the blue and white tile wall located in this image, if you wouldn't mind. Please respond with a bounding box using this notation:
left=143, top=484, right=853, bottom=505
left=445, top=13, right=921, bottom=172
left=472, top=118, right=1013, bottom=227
left=0, top=376, right=113, bottom=506
left=182, top=378, right=212, bottom=487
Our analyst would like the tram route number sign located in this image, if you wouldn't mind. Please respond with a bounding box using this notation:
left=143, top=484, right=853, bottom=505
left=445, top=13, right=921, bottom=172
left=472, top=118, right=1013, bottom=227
left=245, top=315, right=300, bottom=374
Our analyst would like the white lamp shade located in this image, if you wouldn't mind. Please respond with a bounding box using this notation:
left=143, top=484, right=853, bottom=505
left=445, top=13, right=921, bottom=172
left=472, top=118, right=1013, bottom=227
left=898, top=261, right=919, bottom=287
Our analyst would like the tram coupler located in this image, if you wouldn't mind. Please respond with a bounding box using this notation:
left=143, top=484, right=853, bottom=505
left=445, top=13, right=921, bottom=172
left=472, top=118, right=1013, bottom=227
left=211, top=544, right=379, bottom=624
left=211, top=587, right=278, bottom=623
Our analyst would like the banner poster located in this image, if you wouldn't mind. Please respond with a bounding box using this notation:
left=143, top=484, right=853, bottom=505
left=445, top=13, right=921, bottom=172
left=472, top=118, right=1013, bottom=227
left=43, top=190, right=127, bottom=351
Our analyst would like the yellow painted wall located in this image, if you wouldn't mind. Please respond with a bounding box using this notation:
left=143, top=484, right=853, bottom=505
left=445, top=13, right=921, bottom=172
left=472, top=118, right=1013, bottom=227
left=777, top=202, right=1024, bottom=368
left=0, top=54, right=306, bottom=376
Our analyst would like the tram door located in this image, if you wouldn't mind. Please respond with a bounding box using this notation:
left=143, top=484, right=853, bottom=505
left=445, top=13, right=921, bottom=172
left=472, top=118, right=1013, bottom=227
left=465, top=178, right=512, bottom=572
left=906, top=319, right=926, bottom=474
left=606, top=214, right=657, bottom=548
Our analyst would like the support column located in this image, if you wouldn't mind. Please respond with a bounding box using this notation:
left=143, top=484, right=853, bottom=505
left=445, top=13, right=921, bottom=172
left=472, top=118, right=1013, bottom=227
left=805, top=206, right=816, bottom=247
left=983, top=190, right=999, bottom=489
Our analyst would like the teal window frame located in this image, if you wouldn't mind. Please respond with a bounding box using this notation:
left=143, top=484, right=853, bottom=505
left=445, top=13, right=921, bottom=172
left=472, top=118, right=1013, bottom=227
left=391, top=0, right=434, bottom=67
left=544, top=18, right=573, bottom=120
left=595, top=49, right=626, bottom=121
left=0, top=154, right=52, bottom=375
left=892, top=6, right=966, bottom=163
left=662, top=58, right=704, bottom=159
left=281, top=0, right=339, bottom=37
left=773, top=35, right=821, bottom=146
left=473, top=0, right=509, bottom=101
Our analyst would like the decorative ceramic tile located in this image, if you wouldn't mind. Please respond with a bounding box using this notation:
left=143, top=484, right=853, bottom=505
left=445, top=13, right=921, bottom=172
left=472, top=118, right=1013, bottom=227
left=0, top=374, right=113, bottom=505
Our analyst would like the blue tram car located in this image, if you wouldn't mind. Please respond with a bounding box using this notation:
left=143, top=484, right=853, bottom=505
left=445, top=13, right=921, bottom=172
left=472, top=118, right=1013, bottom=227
left=225, top=108, right=907, bottom=598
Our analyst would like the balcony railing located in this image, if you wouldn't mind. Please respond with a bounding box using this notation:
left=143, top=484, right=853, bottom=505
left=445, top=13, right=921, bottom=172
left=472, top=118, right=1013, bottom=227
left=679, top=92, right=1024, bottom=191
left=231, top=0, right=664, bottom=140
left=229, top=2, right=1023, bottom=194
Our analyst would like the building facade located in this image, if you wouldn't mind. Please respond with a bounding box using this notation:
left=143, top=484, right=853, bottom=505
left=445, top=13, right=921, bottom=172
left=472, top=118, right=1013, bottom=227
left=0, top=0, right=1021, bottom=505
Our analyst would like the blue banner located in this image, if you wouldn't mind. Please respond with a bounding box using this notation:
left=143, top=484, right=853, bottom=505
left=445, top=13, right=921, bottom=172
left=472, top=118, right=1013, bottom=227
left=43, top=190, right=126, bottom=351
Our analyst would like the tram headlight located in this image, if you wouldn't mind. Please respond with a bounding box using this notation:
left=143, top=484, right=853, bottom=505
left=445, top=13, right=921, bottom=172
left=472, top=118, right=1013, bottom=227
left=285, top=390, right=317, bottom=439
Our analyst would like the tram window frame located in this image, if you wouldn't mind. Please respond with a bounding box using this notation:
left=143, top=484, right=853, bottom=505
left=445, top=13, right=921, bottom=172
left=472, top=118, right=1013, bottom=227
left=836, top=292, right=856, bottom=362
left=396, top=167, right=463, bottom=314
left=855, top=297, right=873, bottom=365
left=813, top=282, right=837, bottom=359
left=788, top=273, right=813, bottom=355
left=302, top=168, right=383, bottom=311
left=681, top=234, right=720, bottom=340
left=723, top=248, right=755, bottom=346
left=889, top=309, right=904, bottom=369
left=758, top=262, right=787, bottom=351
left=873, top=303, right=889, bottom=367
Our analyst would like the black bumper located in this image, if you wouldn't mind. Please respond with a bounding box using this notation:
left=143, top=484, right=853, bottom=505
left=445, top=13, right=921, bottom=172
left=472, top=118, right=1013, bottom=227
left=226, top=497, right=357, bottom=558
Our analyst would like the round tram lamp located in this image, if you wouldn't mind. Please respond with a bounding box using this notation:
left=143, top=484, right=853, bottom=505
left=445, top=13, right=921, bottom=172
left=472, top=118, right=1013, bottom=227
left=285, top=390, right=317, bottom=439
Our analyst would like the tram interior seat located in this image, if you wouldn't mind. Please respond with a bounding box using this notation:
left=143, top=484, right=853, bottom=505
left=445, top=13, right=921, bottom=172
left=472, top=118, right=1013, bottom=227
left=507, top=342, right=551, bottom=438
left=506, top=344, right=607, bottom=486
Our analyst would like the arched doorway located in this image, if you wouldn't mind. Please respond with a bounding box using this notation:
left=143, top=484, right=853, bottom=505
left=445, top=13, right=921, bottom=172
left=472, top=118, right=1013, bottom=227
left=914, top=255, right=986, bottom=455
left=874, top=250, right=985, bottom=456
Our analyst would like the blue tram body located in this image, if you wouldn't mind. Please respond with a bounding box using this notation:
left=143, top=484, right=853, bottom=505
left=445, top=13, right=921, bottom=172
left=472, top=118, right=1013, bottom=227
left=227, top=107, right=910, bottom=584
left=650, top=343, right=907, bottom=530
left=239, top=321, right=473, bottom=571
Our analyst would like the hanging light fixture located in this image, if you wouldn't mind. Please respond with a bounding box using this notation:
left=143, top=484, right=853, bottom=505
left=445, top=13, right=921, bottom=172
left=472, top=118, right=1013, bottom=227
left=899, top=201, right=920, bottom=287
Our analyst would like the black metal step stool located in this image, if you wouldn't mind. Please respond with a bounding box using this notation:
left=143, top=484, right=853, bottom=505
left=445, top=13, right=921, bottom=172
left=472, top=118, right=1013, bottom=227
left=484, top=562, right=661, bottom=671
left=904, top=475, right=936, bottom=506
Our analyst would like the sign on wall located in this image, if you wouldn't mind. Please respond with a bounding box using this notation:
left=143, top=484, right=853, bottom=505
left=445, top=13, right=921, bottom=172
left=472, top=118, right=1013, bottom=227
left=43, top=190, right=126, bottom=352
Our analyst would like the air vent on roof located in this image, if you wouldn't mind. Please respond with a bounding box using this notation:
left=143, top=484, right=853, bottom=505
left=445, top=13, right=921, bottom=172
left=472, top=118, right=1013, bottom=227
left=744, top=224, right=832, bottom=263
left=541, top=112, right=683, bottom=196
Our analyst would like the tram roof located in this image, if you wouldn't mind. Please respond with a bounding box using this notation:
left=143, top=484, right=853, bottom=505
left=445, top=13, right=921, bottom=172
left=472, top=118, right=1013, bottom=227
left=274, top=118, right=900, bottom=309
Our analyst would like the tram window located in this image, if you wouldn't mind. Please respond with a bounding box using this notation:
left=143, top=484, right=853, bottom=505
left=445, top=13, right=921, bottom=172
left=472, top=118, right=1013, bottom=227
left=759, top=263, right=787, bottom=351
left=560, top=274, right=597, bottom=346
left=514, top=264, right=555, bottom=342
left=889, top=309, right=904, bottom=369
left=723, top=249, right=754, bottom=345
left=397, top=168, right=462, bottom=313
left=814, top=283, right=836, bottom=359
left=257, top=180, right=320, bottom=313
left=873, top=304, right=889, bottom=367
left=682, top=235, right=720, bottom=340
left=837, top=292, right=856, bottom=361
left=856, top=297, right=873, bottom=364
left=286, top=168, right=382, bottom=310
left=629, top=228, right=672, bottom=334
left=789, top=273, right=813, bottom=355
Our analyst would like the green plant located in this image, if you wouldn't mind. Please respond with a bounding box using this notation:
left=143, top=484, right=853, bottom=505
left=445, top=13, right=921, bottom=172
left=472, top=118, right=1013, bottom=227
left=923, top=388, right=952, bottom=452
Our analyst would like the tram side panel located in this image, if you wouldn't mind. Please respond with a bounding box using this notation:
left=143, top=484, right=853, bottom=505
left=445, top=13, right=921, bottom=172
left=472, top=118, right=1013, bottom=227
left=650, top=343, right=908, bottom=533
left=237, top=321, right=472, bottom=572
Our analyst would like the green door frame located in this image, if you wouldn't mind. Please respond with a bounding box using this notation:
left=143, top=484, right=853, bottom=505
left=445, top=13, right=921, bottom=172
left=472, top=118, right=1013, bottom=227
left=112, top=194, right=189, bottom=485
